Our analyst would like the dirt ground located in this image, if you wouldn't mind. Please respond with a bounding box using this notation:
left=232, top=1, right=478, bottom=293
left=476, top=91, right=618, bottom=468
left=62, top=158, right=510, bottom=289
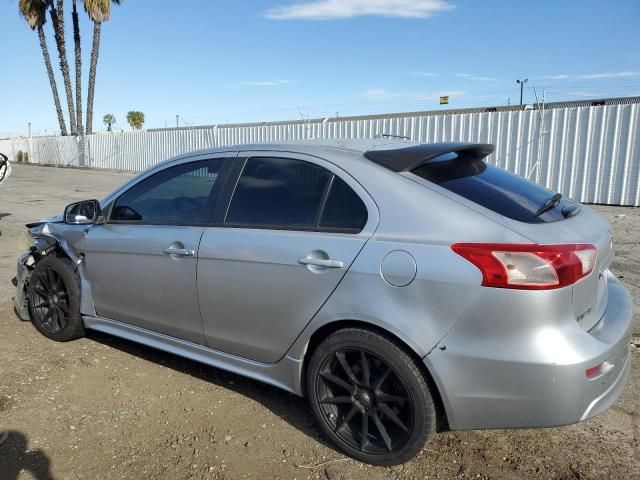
left=0, top=164, right=638, bottom=480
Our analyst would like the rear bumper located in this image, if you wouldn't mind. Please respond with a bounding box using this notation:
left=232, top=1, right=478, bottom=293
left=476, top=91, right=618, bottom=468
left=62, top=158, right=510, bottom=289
left=580, top=348, right=629, bottom=421
left=425, top=272, right=632, bottom=430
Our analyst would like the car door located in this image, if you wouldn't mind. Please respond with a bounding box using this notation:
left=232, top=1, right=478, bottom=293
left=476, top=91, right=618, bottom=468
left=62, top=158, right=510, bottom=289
left=83, top=155, right=232, bottom=344
left=197, top=152, right=378, bottom=363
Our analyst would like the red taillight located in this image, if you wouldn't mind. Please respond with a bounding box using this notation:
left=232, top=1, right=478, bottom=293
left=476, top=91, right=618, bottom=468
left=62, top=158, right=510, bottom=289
left=451, top=243, right=597, bottom=290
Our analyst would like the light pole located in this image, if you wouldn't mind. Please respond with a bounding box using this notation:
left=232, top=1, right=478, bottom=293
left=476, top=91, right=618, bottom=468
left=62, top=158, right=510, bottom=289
left=516, top=78, right=528, bottom=105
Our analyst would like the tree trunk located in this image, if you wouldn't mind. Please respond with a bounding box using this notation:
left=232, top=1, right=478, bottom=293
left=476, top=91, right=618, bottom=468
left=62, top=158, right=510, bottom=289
left=72, top=0, right=84, bottom=136
left=38, top=26, right=68, bottom=136
left=85, top=22, right=101, bottom=135
left=50, top=2, right=77, bottom=135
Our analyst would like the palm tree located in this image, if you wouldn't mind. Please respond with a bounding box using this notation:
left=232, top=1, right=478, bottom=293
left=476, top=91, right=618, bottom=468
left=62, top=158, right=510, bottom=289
left=126, top=111, right=144, bottom=130
left=103, top=113, right=115, bottom=131
left=71, top=0, right=83, bottom=135
left=49, top=0, right=77, bottom=135
left=83, top=0, right=121, bottom=134
left=19, top=0, right=68, bottom=135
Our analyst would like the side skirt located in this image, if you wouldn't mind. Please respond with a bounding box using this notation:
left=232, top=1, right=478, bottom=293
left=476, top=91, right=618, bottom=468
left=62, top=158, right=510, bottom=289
left=83, top=316, right=304, bottom=396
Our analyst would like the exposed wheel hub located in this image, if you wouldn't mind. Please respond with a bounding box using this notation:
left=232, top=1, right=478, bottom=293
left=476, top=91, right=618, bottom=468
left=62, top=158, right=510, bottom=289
left=353, top=388, right=374, bottom=411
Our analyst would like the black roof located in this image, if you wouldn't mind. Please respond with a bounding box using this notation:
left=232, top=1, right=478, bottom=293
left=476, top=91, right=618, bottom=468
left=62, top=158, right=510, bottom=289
left=363, top=142, right=495, bottom=172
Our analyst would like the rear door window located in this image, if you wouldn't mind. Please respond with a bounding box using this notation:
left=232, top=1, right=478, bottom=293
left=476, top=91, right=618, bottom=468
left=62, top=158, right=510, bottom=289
left=226, top=157, right=332, bottom=229
left=411, top=153, right=570, bottom=223
left=225, top=157, right=369, bottom=232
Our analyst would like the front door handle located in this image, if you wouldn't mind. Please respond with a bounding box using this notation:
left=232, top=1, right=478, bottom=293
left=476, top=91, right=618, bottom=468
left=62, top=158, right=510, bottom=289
left=163, top=247, right=195, bottom=256
left=298, top=257, right=344, bottom=268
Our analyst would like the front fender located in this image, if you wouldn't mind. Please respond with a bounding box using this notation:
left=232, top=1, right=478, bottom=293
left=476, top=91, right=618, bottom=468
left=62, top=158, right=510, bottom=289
left=14, top=221, right=98, bottom=320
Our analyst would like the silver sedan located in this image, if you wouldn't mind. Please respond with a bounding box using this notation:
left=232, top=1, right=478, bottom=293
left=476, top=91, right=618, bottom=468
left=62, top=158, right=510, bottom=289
left=14, top=141, right=632, bottom=465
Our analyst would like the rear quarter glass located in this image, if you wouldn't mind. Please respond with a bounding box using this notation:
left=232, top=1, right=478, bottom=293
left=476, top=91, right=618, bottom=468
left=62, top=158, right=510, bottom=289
left=411, top=154, right=571, bottom=223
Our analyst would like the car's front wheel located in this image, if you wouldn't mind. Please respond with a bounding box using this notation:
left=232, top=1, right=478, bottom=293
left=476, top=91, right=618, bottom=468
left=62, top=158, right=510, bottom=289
left=27, top=255, right=85, bottom=342
left=307, top=328, right=436, bottom=465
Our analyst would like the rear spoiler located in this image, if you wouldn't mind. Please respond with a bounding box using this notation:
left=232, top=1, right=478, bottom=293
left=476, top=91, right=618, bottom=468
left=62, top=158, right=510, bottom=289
left=364, top=143, right=495, bottom=172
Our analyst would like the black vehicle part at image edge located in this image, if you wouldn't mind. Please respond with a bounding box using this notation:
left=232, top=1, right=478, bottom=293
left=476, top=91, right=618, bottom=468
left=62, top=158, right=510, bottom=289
left=0, top=152, right=8, bottom=184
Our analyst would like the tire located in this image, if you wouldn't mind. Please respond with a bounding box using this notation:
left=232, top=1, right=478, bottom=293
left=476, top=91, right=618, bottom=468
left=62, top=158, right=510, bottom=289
left=307, top=327, right=436, bottom=465
left=27, top=255, right=85, bottom=342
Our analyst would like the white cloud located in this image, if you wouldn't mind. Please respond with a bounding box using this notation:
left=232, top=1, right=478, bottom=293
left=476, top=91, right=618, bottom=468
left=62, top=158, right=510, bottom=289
left=265, top=0, right=454, bottom=20
left=412, top=71, right=439, bottom=77
left=542, top=74, right=570, bottom=80
left=361, top=88, right=399, bottom=99
left=541, top=71, right=640, bottom=81
left=455, top=73, right=495, bottom=81
left=578, top=71, right=639, bottom=79
left=241, top=79, right=293, bottom=87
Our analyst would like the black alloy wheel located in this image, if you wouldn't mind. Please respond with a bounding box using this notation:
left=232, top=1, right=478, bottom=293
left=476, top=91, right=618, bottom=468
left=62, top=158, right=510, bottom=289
left=316, top=348, right=413, bottom=455
left=315, top=347, right=414, bottom=454
left=308, top=328, right=436, bottom=465
left=28, top=266, right=70, bottom=334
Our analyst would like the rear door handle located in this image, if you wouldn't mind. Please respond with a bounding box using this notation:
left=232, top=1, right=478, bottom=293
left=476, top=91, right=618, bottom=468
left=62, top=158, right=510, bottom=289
left=163, top=247, right=195, bottom=256
left=298, top=257, right=344, bottom=268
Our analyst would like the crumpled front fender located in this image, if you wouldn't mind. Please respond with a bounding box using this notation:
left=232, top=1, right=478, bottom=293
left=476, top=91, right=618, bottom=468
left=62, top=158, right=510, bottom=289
left=14, top=252, right=33, bottom=321
left=13, top=221, right=90, bottom=321
left=28, top=222, right=82, bottom=264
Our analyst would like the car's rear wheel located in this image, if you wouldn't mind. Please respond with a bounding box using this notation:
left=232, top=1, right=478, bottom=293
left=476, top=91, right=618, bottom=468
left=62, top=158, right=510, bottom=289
left=307, top=328, right=436, bottom=465
left=27, top=255, right=85, bottom=342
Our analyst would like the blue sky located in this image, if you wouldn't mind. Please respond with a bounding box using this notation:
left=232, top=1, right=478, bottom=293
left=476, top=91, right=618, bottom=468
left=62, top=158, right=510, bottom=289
left=1, top=0, right=639, bottom=136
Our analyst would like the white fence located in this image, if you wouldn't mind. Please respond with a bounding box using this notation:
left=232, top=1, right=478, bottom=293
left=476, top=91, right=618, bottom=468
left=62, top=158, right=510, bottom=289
left=1, top=103, right=639, bottom=205
left=0, top=135, right=81, bottom=167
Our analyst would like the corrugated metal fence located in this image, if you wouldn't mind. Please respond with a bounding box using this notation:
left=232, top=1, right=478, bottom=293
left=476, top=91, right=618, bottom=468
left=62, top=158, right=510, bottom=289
left=0, top=135, right=81, bottom=167
left=1, top=103, right=639, bottom=205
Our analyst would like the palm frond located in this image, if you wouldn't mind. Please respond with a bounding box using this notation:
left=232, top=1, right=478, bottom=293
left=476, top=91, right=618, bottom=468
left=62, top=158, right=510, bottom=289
left=19, top=0, right=50, bottom=29
left=82, top=0, right=116, bottom=22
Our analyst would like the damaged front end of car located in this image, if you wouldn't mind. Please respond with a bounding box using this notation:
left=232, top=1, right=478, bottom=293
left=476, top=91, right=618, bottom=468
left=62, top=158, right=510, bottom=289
left=13, top=218, right=84, bottom=321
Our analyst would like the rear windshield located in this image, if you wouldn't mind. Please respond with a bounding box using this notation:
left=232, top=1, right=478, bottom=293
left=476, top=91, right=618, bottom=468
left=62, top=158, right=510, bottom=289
left=411, top=153, right=573, bottom=223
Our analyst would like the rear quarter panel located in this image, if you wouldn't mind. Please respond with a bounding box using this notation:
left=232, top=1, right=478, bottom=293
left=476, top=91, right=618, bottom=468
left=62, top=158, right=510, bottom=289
left=286, top=165, right=532, bottom=360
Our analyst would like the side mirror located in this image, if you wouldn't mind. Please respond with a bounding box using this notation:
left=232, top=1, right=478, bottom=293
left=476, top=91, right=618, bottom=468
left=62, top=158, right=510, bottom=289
left=64, top=199, right=102, bottom=225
